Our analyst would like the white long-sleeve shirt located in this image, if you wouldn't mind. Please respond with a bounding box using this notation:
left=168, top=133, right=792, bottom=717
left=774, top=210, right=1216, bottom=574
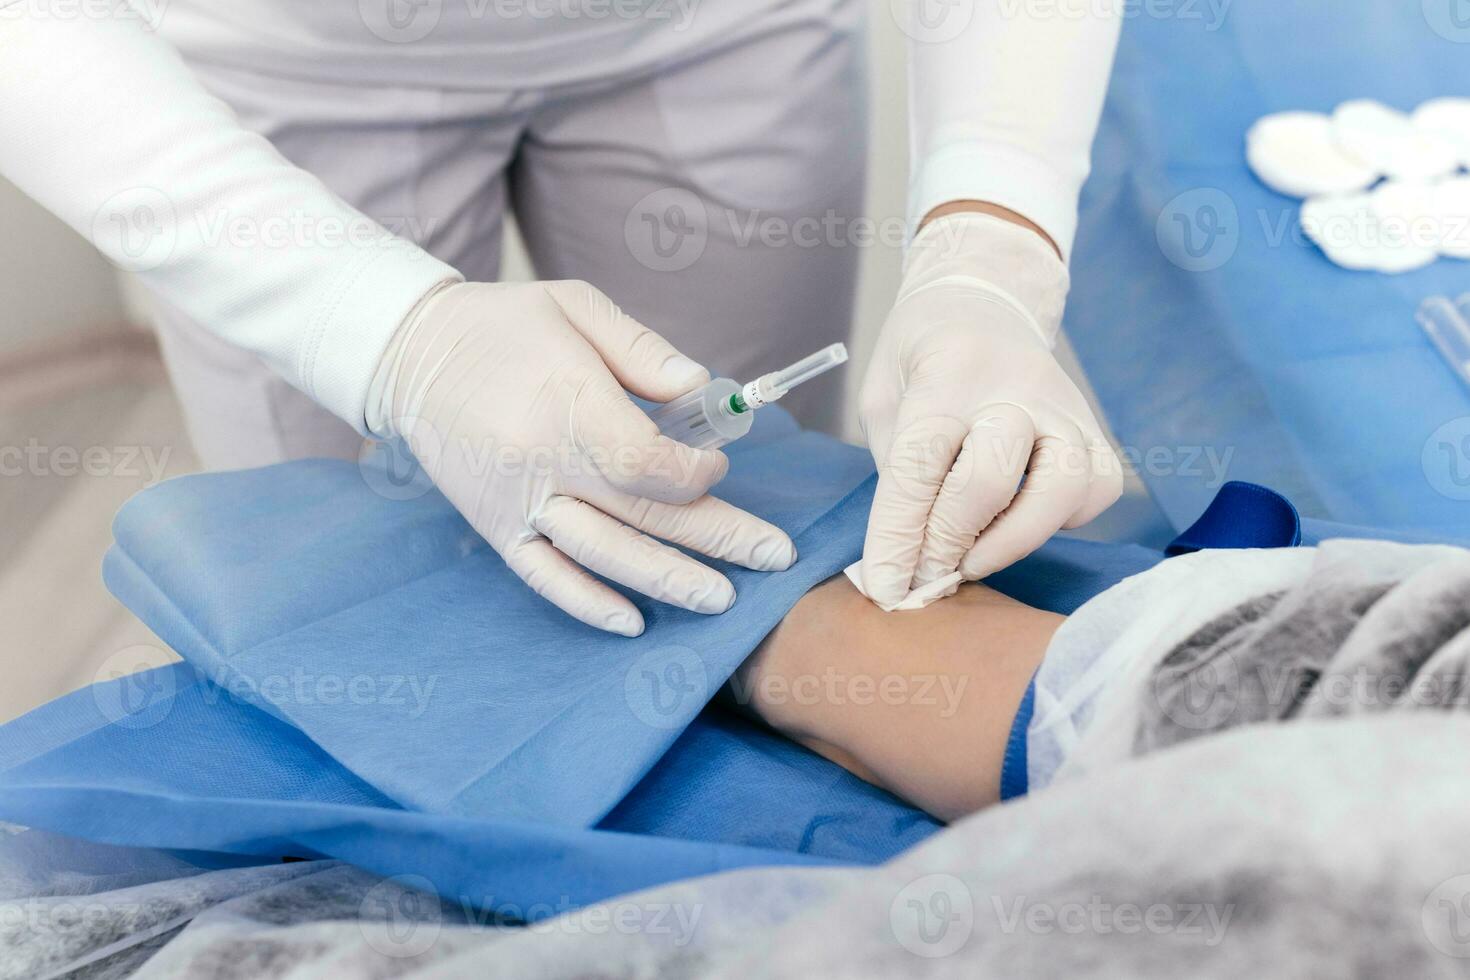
left=0, top=1, right=1120, bottom=433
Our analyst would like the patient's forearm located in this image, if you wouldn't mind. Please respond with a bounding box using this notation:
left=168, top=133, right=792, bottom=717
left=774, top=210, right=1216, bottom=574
left=728, top=576, right=1062, bottom=821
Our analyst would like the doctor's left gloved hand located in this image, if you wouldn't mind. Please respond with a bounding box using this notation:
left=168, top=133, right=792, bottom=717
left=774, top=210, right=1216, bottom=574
left=858, top=212, right=1123, bottom=608
left=367, top=279, right=797, bottom=637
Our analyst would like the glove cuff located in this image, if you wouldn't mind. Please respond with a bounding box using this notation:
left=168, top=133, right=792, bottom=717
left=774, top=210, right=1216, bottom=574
left=365, top=279, right=462, bottom=439
left=900, top=212, right=1071, bottom=348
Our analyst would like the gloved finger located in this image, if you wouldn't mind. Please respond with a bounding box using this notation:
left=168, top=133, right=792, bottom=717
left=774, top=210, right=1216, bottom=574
left=587, top=488, right=797, bottom=572
left=957, top=426, right=1094, bottom=582
left=911, top=404, right=1035, bottom=588
left=545, top=279, right=710, bottom=401
left=860, top=411, right=973, bottom=606
left=1061, top=439, right=1125, bottom=530
left=500, top=536, right=645, bottom=637
left=534, top=495, right=737, bottom=615
left=572, top=379, right=729, bottom=505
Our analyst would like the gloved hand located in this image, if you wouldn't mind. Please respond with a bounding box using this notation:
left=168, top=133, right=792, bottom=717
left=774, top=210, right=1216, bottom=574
left=857, top=212, right=1123, bottom=607
left=368, top=280, right=797, bottom=637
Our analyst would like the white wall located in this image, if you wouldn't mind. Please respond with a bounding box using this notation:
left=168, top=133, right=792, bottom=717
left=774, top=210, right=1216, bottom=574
left=0, top=179, right=128, bottom=354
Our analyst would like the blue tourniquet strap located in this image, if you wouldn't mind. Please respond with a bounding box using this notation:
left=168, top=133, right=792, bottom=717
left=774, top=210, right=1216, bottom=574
left=999, top=674, right=1038, bottom=802
left=1166, top=481, right=1301, bottom=556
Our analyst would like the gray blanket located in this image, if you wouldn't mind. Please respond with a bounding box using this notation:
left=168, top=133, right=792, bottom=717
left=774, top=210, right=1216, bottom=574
left=1143, top=545, right=1470, bottom=751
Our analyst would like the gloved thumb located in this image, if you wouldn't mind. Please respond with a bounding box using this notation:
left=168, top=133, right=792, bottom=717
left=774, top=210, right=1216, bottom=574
left=545, top=279, right=710, bottom=401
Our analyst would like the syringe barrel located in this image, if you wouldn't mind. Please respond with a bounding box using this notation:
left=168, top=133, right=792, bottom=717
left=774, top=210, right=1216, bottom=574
left=647, top=377, right=754, bottom=450
left=1418, top=296, right=1470, bottom=392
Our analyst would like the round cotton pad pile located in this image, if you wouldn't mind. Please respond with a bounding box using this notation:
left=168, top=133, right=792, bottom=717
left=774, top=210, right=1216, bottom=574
left=1247, top=98, right=1470, bottom=273
left=1300, top=192, right=1437, bottom=274
left=1246, top=112, right=1378, bottom=197
left=1412, top=99, right=1470, bottom=169
left=1332, top=100, right=1460, bottom=182
left=1434, top=177, right=1470, bottom=259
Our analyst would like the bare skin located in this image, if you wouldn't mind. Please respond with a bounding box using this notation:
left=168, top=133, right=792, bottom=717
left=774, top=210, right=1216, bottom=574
left=727, top=573, right=1063, bottom=822
left=920, top=199, right=1062, bottom=258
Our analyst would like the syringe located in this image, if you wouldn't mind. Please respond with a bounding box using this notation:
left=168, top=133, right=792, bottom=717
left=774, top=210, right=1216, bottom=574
left=650, top=343, right=849, bottom=449
left=1417, top=295, right=1470, bottom=393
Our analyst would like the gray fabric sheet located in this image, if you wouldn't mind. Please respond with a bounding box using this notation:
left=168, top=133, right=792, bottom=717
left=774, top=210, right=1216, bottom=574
left=1142, top=545, right=1470, bottom=751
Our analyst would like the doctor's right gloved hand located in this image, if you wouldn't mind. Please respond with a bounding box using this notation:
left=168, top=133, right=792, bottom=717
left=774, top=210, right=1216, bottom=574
left=367, top=280, right=797, bottom=637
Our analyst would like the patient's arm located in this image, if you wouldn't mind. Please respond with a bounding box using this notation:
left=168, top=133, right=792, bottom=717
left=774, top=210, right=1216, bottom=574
left=728, top=575, right=1062, bottom=821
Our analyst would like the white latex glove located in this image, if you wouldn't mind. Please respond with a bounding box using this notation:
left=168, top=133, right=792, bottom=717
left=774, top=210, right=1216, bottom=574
left=368, top=280, right=797, bottom=636
left=857, top=213, right=1123, bottom=608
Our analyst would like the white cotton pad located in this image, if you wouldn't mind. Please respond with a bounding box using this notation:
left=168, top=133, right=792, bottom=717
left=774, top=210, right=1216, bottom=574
left=1332, top=99, right=1460, bottom=182
left=1246, top=111, right=1379, bottom=197
left=1300, top=191, right=1438, bottom=274
left=1371, top=180, right=1446, bottom=253
left=1413, top=98, right=1470, bottom=169
left=1433, top=177, right=1470, bottom=259
left=842, top=560, right=962, bottom=612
